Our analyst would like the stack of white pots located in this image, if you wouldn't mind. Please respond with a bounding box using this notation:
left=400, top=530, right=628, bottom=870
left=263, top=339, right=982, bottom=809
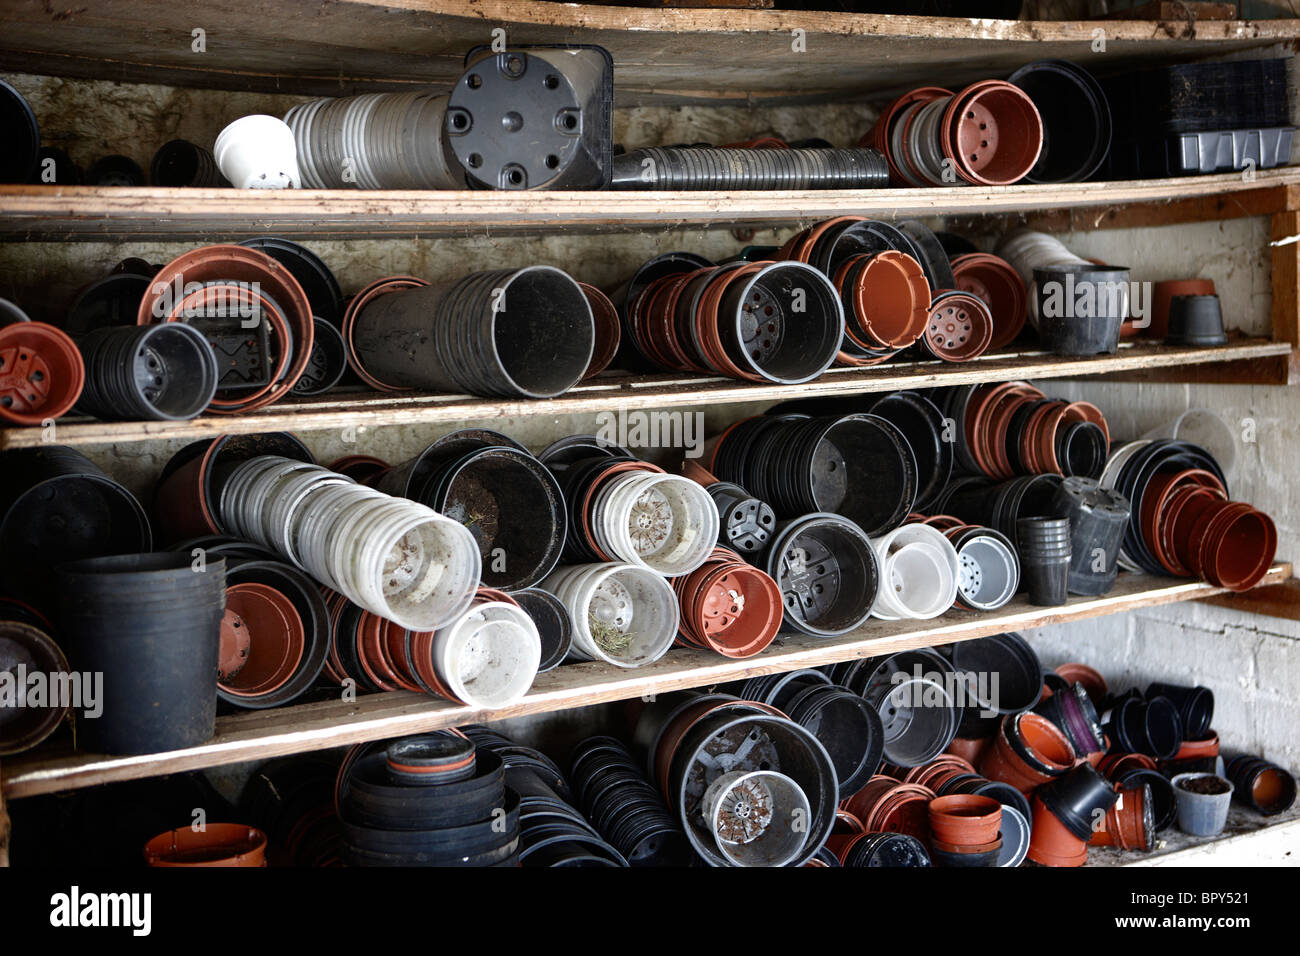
left=869, top=522, right=960, bottom=620
left=218, top=456, right=480, bottom=630
left=590, top=473, right=719, bottom=575
left=544, top=563, right=679, bottom=669
left=427, top=595, right=541, bottom=708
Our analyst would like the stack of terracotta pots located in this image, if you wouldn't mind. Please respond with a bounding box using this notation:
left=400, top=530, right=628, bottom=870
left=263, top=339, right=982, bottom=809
left=672, top=546, right=782, bottom=659
left=928, top=794, right=1003, bottom=866
left=0, top=299, right=85, bottom=426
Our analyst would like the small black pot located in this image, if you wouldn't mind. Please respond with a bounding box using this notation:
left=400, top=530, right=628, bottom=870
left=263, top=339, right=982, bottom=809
left=1037, top=763, right=1119, bottom=841
left=1165, top=294, right=1227, bottom=346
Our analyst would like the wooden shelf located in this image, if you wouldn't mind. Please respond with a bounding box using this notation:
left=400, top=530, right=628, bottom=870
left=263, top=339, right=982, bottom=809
left=2, top=2, right=1297, bottom=104
left=1, top=337, right=1289, bottom=450
left=1, top=562, right=1289, bottom=800
left=2, top=171, right=1297, bottom=241
left=1093, top=804, right=1300, bottom=867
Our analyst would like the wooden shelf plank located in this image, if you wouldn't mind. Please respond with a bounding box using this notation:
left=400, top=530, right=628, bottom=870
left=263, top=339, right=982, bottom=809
left=1, top=338, right=1289, bottom=450
left=1092, top=805, right=1300, bottom=867
left=1, top=172, right=1295, bottom=241
left=2, top=563, right=1288, bottom=800
left=2, top=2, right=1297, bottom=103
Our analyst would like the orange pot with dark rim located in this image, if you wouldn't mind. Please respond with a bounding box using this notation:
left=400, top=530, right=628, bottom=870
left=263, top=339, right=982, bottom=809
left=144, top=824, right=267, bottom=867
left=928, top=793, right=1002, bottom=846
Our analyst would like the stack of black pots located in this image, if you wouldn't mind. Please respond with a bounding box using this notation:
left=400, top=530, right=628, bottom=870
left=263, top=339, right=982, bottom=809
left=339, top=733, right=520, bottom=866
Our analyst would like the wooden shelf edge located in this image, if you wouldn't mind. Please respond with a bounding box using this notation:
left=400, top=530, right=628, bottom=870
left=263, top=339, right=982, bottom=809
left=1, top=339, right=1289, bottom=451
left=1, top=172, right=1296, bottom=241
left=1093, top=805, right=1300, bottom=867
left=1198, top=576, right=1300, bottom=620
left=2, top=563, right=1288, bottom=800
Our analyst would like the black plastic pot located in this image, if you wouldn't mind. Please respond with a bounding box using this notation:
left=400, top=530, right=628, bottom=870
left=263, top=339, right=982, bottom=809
left=784, top=684, right=885, bottom=799
left=0, top=446, right=152, bottom=605
left=62, top=271, right=151, bottom=338
left=1037, top=763, right=1119, bottom=841
left=1111, top=766, right=1177, bottom=832
left=55, top=552, right=226, bottom=755
left=1104, top=695, right=1184, bottom=760
left=763, top=513, right=879, bottom=637
left=868, top=391, right=953, bottom=511
left=706, top=481, right=776, bottom=554
left=342, top=750, right=504, bottom=828
left=0, top=620, right=71, bottom=755
left=853, top=649, right=959, bottom=767
left=842, top=831, right=930, bottom=867
left=1166, top=294, right=1228, bottom=346
left=897, top=219, right=956, bottom=290
left=1052, top=476, right=1130, bottom=596
left=1145, top=682, right=1214, bottom=741
left=85, top=154, right=147, bottom=187
left=351, top=266, right=594, bottom=398
left=714, top=413, right=917, bottom=536
left=1018, top=517, right=1071, bottom=606
left=930, top=841, right=1001, bottom=868
left=238, top=237, right=344, bottom=329
left=1008, top=59, right=1112, bottom=184
left=1056, top=420, right=1109, bottom=479
left=511, top=587, right=573, bottom=672
left=949, top=632, right=1044, bottom=736
left=424, top=445, right=565, bottom=591
left=75, top=323, right=219, bottom=421
left=1225, top=753, right=1297, bottom=815
left=0, top=79, right=40, bottom=184
left=611, top=145, right=889, bottom=190
left=1033, top=265, right=1130, bottom=356
left=151, top=139, right=229, bottom=187
left=343, top=788, right=520, bottom=866
left=290, top=318, right=347, bottom=395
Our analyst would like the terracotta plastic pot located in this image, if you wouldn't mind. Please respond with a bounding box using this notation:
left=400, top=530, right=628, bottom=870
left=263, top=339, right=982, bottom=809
left=840, top=250, right=931, bottom=349
left=1027, top=794, right=1087, bottom=867
left=922, top=291, right=994, bottom=362
left=673, top=547, right=781, bottom=659
left=979, top=712, right=1076, bottom=793
left=1150, top=279, right=1216, bottom=339
left=341, top=275, right=428, bottom=391
left=944, top=80, right=1044, bottom=186
left=928, top=793, right=1002, bottom=846
left=1089, top=781, right=1155, bottom=851
left=144, top=824, right=268, bottom=867
left=578, top=282, right=622, bottom=379
left=0, top=320, right=85, bottom=425
left=1055, top=662, right=1108, bottom=707
left=950, top=252, right=1028, bottom=350
left=219, top=581, right=307, bottom=698
left=1225, top=754, right=1297, bottom=815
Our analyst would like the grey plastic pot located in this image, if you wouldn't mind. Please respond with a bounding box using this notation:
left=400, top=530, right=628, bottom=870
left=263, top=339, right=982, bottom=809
left=1172, top=772, right=1234, bottom=837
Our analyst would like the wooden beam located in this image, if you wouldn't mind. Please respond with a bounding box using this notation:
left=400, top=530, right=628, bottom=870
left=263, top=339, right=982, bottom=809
left=0, top=2, right=1297, bottom=104
left=2, top=172, right=1297, bottom=242
left=0, top=563, right=1289, bottom=800
left=0, top=339, right=1289, bottom=450
left=1199, top=577, right=1300, bottom=621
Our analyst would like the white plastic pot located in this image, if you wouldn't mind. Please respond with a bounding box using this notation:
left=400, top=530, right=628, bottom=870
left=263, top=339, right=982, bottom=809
left=214, top=115, right=301, bottom=190
left=870, top=523, right=959, bottom=619
left=1142, top=408, right=1237, bottom=482
left=955, top=532, right=1020, bottom=611
left=592, top=472, right=718, bottom=577
left=430, top=600, right=541, bottom=708
left=544, top=563, right=678, bottom=668
left=701, top=769, right=811, bottom=868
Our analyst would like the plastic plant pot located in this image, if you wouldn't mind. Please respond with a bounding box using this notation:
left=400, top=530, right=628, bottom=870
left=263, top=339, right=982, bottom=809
left=764, top=513, right=880, bottom=637
left=1225, top=754, right=1297, bottom=816
left=700, top=769, right=811, bottom=867
left=1017, top=516, right=1071, bottom=606
left=675, top=550, right=782, bottom=660
left=949, top=631, right=1044, bottom=720
left=930, top=837, right=1002, bottom=868
left=668, top=710, right=837, bottom=867
left=928, top=793, right=1002, bottom=846
left=0, top=446, right=152, bottom=605
left=1033, top=265, right=1130, bottom=356
left=426, top=445, right=566, bottom=591
left=214, top=114, right=300, bottom=189
left=1149, top=279, right=1215, bottom=339
left=1027, top=794, right=1088, bottom=867
left=351, top=266, right=594, bottom=398
left=85, top=154, right=146, bottom=186
left=60, top=272, right=147, bottom=338
left=1037, top=762, right=1118, bottom=841
left=980, top=712, right=1075, bottom=793
left=430, top=598, right=541, bottom=708
left=873, top=677, right=959, bottom=768
left=1033, top=681, right=1106, bottom=759
left=996, top=804, right=1032, bottom=867
left=290, top=318, right=348, bottom=396
left=0, top=320, right=86, bottom=425
left=75, top=322, right=219, bottom=421
left=922, top=291, right=994, bottom=362
left=945, top=80, right=1044, bottom=185
left=590, top=471, right=718, bottom=576
left=840, top=831, right=931, bottom=868
left=386, top=733, right=477, bottom=785
left=1166, top=294, right=1227, bottom=346
left=545, top=563, right=678, bottom=668
left=1008, top=59, right=1111, bottom=184
left=144, top=824, right=268, bottom=867
left=950, top=252, right=1028, bottom=349
left=578, top=282, right=621, bottom=378
left=949, top=526, right=1020, bottom=611
left=1172, top=772, right=1234, bottom=837
left=1089, top=782, right=1155, bottom=851
left=714, top=261, right=843, bottom=384
left=511, top=587, right=573, bottom=673
left=869, top=391, right=952, bottom=512
left=706, top=481, right=777, bottom=554
left=1146, top=682, right=1214, bottom=740
left=842, top=251, right=931, bottom=349
left=55, top=552, right=226, bottom=755
left=0, top=78, right=39, bottom=183
left=1105, top=695, right=1184, bottom=760
left=0, top=620, right=71, bottom=755
left=238, top=237, right=344, bottom=328
left=869, top=522, right=960, bottom=621
left=151, top=138, right=228, bottom=187
left=219, top=581, right=306, bottom=699
left=784, top=684, right=884, bottom=798
left=1175, top=732, right=1220, bottom=761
